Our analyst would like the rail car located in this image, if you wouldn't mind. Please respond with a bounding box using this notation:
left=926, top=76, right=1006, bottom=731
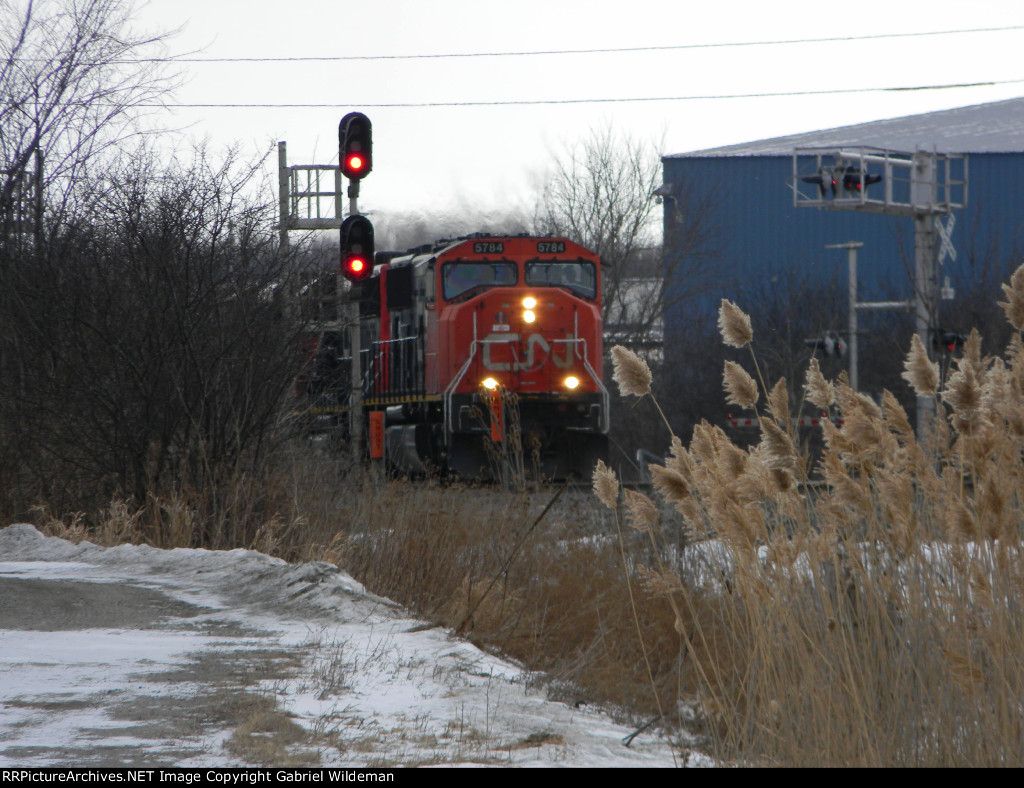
left=303, top=234, right=610, bottom=480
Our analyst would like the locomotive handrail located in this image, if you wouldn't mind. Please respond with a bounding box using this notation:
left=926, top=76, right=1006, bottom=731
left=365, top=336, right=424, bottom=399
left=443, top=335, right=516, bottom=435
left=550, top=336, right=610, bottom=433
left=443, top=311, right=478, bottom=435
left=358, top=348, right=371, bottom=398
left=563, top=309, right=609, bottom=430
left=364, top=344, right=385, bottom=398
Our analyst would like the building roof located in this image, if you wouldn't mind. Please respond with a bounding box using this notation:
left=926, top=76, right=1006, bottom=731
left=669, top=96, right=1024, bottom=158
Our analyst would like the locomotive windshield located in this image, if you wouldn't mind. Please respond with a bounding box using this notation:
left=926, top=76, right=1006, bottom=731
left=442, top=261, right=518, bottom=300
left=525, top=260, right=597, bottom=300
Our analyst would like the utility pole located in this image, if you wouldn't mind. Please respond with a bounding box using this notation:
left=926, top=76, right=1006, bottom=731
left=828, top=240, right=924, bottom=399
left=347, top=179, right=363, bottom=465
left=277, top=142, right=290, bottom=252
left=825, top=241, right=863, bottom=392
left=911, top=153, right=939, bottom=434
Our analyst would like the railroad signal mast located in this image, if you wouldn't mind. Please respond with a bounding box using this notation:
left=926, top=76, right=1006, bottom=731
left=793, top=146, right=968, bottom=436
left=338, top=112, right=375, bottom=459
left=276, top=112, right=376, bottom=461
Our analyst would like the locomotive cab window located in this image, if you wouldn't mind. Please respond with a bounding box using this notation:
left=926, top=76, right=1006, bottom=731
left=525, top=260, right=597, bottom=300
left=442, top=261, right=517, bottom=301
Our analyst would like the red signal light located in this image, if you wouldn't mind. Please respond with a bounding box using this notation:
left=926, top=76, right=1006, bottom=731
left=346, top=256, right=367, bottom=276
left=342, top=250, right=372, bottom=283
left=934, top=330, right=965, bottom=355
left=842, top=167, right=883, bottom=195
left=339, top=112, right=372, bottom=180
left=346, top=154, right=365, bottom=173
left=340, top=214, right=375, bottom=283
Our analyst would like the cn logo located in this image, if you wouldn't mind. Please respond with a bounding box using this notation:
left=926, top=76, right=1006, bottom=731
left=482, top=333, right=574, bottom=371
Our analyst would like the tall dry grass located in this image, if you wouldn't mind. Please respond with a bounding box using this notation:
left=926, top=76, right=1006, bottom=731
left=324, top=476, right=682, bottom=717
left=599, top=272, right=1024, bottom=766
left=31, top=266, right=1024, bottom=766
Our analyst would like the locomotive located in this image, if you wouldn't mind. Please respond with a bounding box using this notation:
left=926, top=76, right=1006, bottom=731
left=302, top=234, right=610, bottom=479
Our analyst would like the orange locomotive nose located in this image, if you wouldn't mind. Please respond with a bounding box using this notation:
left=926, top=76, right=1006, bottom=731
left=360, top=234, right=607, bottom=480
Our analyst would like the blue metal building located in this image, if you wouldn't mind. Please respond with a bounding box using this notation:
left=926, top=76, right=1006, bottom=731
left=661, top=97, right=1024, bottom=336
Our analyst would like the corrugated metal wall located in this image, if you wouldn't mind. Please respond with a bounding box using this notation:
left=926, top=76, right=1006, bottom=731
left=662, top=152, right=1024, bottom=333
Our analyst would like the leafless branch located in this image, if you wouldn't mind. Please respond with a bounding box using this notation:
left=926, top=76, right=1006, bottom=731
left=534, top=123, right=725, bottom=356
left=1, top=0, right=179, bottom=217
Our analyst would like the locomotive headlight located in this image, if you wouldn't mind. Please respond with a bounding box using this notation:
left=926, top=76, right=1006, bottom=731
left=482, top=377, right=499, bottom=391
left=522, top=296, right=538, bottom=324
left=564, top=375, right=580, bottom=390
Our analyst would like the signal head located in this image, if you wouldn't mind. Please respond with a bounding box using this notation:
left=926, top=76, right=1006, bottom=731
left=841, top=166, right=882, bottom=195
left=934, top=330, right=965, bottom=354
left=339, top=112, right=373, bottom=180
left=340, top=214, right=375, bottom=283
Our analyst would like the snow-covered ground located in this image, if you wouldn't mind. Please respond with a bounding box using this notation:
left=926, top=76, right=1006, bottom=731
left=0, top=524, right=702, bottom=768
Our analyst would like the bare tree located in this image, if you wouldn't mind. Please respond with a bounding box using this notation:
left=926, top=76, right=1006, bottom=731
left=535, top=125, right=659, bottom=341
left=534, top=124, right=724, bottom=357
left=0, top=143, right=312, bottom=539
left=0, top=0, right=176, bottom=221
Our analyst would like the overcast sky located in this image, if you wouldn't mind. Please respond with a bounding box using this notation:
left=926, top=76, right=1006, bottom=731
left=134, top=0, right=1024, bottom=223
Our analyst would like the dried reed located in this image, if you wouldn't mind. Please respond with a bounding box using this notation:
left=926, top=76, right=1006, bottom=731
left=601, top=267, right=1024, bottom=766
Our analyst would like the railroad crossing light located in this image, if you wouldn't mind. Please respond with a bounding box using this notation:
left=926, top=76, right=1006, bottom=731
left=934, top=330, right=966, bottom=354
left=801, top=168, right=837, bottom=198
left=339, top=112, right=372, bottom=180
left=841, top=165, right=882, bottom=196
left=340, top=214, right=375, bottom=283
left=804, top=333, right=845, bottom=358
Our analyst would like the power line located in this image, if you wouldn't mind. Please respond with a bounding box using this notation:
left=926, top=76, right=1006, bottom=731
left=139, top=24, right=1024, bottom=64
left=144, top=77, right=1024, bottom=109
